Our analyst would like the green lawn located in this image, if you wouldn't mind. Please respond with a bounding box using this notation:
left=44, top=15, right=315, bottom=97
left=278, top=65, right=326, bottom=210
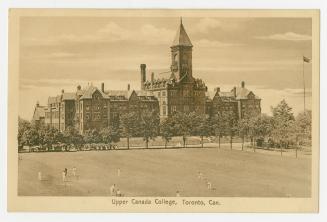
left=18, top=146, right=311, bottom=197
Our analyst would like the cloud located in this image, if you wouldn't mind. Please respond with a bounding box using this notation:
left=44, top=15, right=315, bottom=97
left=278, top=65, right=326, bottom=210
left=192, top=17, right=222, bottom=34
left=195, top=38, right=240, bottom=48
left=22, top=22, right=175, bottom=46
left=255, top=32, right=312, bottom=41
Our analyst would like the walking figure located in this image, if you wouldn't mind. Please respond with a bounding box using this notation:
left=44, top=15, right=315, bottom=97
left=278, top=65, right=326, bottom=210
left=38, top=171, right=42, bottom=181
left=176, top=190, right=181, bottom=197
left=198, top=171, right=203, bottom=180
left=72, top=166, right=76, bottom=177
left=62, top=170, right=66, bottom=182
left=207, top=181, right=212, bottom=190
left=64, top=168, right=68, bottom=176
left=110, top=184, right=116, bottom=196
left=116, top=189, right=122, bottom=197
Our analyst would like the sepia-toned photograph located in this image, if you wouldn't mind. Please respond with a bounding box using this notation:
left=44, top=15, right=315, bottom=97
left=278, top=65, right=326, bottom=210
left=7, top=9, right=319, bottom=212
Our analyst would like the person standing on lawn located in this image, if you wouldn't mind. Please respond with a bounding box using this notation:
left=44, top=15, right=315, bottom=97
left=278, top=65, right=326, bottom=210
left=110, top=184, right=116, bottom=196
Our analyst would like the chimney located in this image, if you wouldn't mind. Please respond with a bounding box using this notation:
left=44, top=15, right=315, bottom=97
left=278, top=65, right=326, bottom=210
left=101, top=82, right=105, bottom=92
left=61, top=89, right=64, bottom=94
left=241, top=81, right=245, bottom=88
left=151, top=72, right=154, bottom=82
left=215, top=87, right=220, bottom=93
left=127, top=84, right=130, bottom=91
left=77, top=85, right=81, bottom=90
left=233, top=87, right=236, bottom=97
left=36, top=101, right=39, bottom=107
left=140, top=64, right=146, bottom=90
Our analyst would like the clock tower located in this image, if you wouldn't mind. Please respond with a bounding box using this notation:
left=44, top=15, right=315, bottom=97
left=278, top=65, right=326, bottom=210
left=170, top=18, right=193, bottom=81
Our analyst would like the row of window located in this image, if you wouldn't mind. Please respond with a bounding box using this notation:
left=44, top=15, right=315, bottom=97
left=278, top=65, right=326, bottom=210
left=242, top=104, right=260, bottom=109
left=157, top=91, right=167, bottom=97
left=85, top=105, right=107, bottom=111
left=85, top=113, right=108, bottom=120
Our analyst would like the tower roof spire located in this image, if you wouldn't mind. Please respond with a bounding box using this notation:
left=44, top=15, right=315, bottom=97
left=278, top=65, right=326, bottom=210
left=171, top=18, right=193, bottom=47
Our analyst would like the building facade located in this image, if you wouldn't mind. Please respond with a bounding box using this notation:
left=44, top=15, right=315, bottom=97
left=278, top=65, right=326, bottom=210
left=140, top=19, right=260, bottom=120
left=43, top=84, right=159, bottom=134
left=35, top=19, right=261, bottom=134
left=142, top=19, right=207, bottom=120
left=207, top=81, right=261, bottom=119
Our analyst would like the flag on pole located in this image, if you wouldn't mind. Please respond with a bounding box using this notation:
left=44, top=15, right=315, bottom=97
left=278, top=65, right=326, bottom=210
left=303, top=56, right=311, bottom=63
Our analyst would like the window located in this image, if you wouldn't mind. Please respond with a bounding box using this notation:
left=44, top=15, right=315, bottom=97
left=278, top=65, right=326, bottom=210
left=163, top=105, right=166, bottom=115
left=86, top=106, right=90, bottom=111
left=171, top=106, right=177, bottom=113
left=183, top=90, right=189, bottom=97
left=158, top=92, right=161, bottom=97
left=162, top=91, right=166, bottom=97
left=162, top=101, right=166, bottom=105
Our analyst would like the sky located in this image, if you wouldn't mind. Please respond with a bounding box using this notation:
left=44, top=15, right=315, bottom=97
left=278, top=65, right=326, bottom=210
left=19, top=16, right=312, bottom=120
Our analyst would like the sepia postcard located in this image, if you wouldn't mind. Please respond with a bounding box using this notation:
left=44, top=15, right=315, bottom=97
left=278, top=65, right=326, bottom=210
left=8, top=9, right=320, bottom=212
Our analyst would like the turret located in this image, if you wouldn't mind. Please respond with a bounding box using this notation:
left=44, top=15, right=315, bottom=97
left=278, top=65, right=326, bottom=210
left=170, top=18, right=193, bottom=81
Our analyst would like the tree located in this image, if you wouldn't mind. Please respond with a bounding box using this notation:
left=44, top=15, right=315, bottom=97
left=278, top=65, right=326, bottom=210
left=271, top=99, right=295, bottom=121
left=20, top=126, right=40, bottom=149
left=18, top=117, right=31, bottom=149
left=100, top=126, right=120, bottom=144
left=139, top=110, right=160, bottom=148
left=238, top=118, right=250, bottom=151
left=252, top=114, right=273, bottom=152
left=83, top=129, right=101, bottom=144
left=193, top=114, right=211, bottom=148
left=120, top=111, right=139, bottom=149
left=63, top=126, right=83, bottom=147
left=210, top=113, right=224, bottom=149
left=295, top=110, right=312, bottom=144
left=160, top=117, right=176, bottom=148
left=222, top=111, right=238, bottom=150
left=172, top=112, right=195, bottom=148
left=271, top=100, right=295, bottom=156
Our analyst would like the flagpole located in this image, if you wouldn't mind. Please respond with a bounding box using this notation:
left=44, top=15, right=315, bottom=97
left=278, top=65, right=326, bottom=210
left=302, top=56, right=306, bottom=113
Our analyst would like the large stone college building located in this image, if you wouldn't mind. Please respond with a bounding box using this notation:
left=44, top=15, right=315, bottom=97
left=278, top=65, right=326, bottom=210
left=32, top=19, right=261, bottom=134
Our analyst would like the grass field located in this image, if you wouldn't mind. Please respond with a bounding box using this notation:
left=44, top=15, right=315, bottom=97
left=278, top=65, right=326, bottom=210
left=18, top=146, right=311, bottom=197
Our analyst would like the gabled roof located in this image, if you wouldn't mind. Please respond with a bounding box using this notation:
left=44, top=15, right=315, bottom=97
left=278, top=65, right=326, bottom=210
left=62, top=92, right=76, bottom=100
left=171, top=19, right=193, bottom=47
left=79, top=86, right=109, bottom=99
left=48, top=96, right=61, bottom=104
left=235, top=87, right=260, bottom=100
left=32, top=106, right=46, bottom=121
left=104, top=90, right=129, bottom=100
left=205, top=91, right=215, bottom=100
left=103, top=90, right=156, bottom=101
left=218, top=92, right=234, bottom=97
